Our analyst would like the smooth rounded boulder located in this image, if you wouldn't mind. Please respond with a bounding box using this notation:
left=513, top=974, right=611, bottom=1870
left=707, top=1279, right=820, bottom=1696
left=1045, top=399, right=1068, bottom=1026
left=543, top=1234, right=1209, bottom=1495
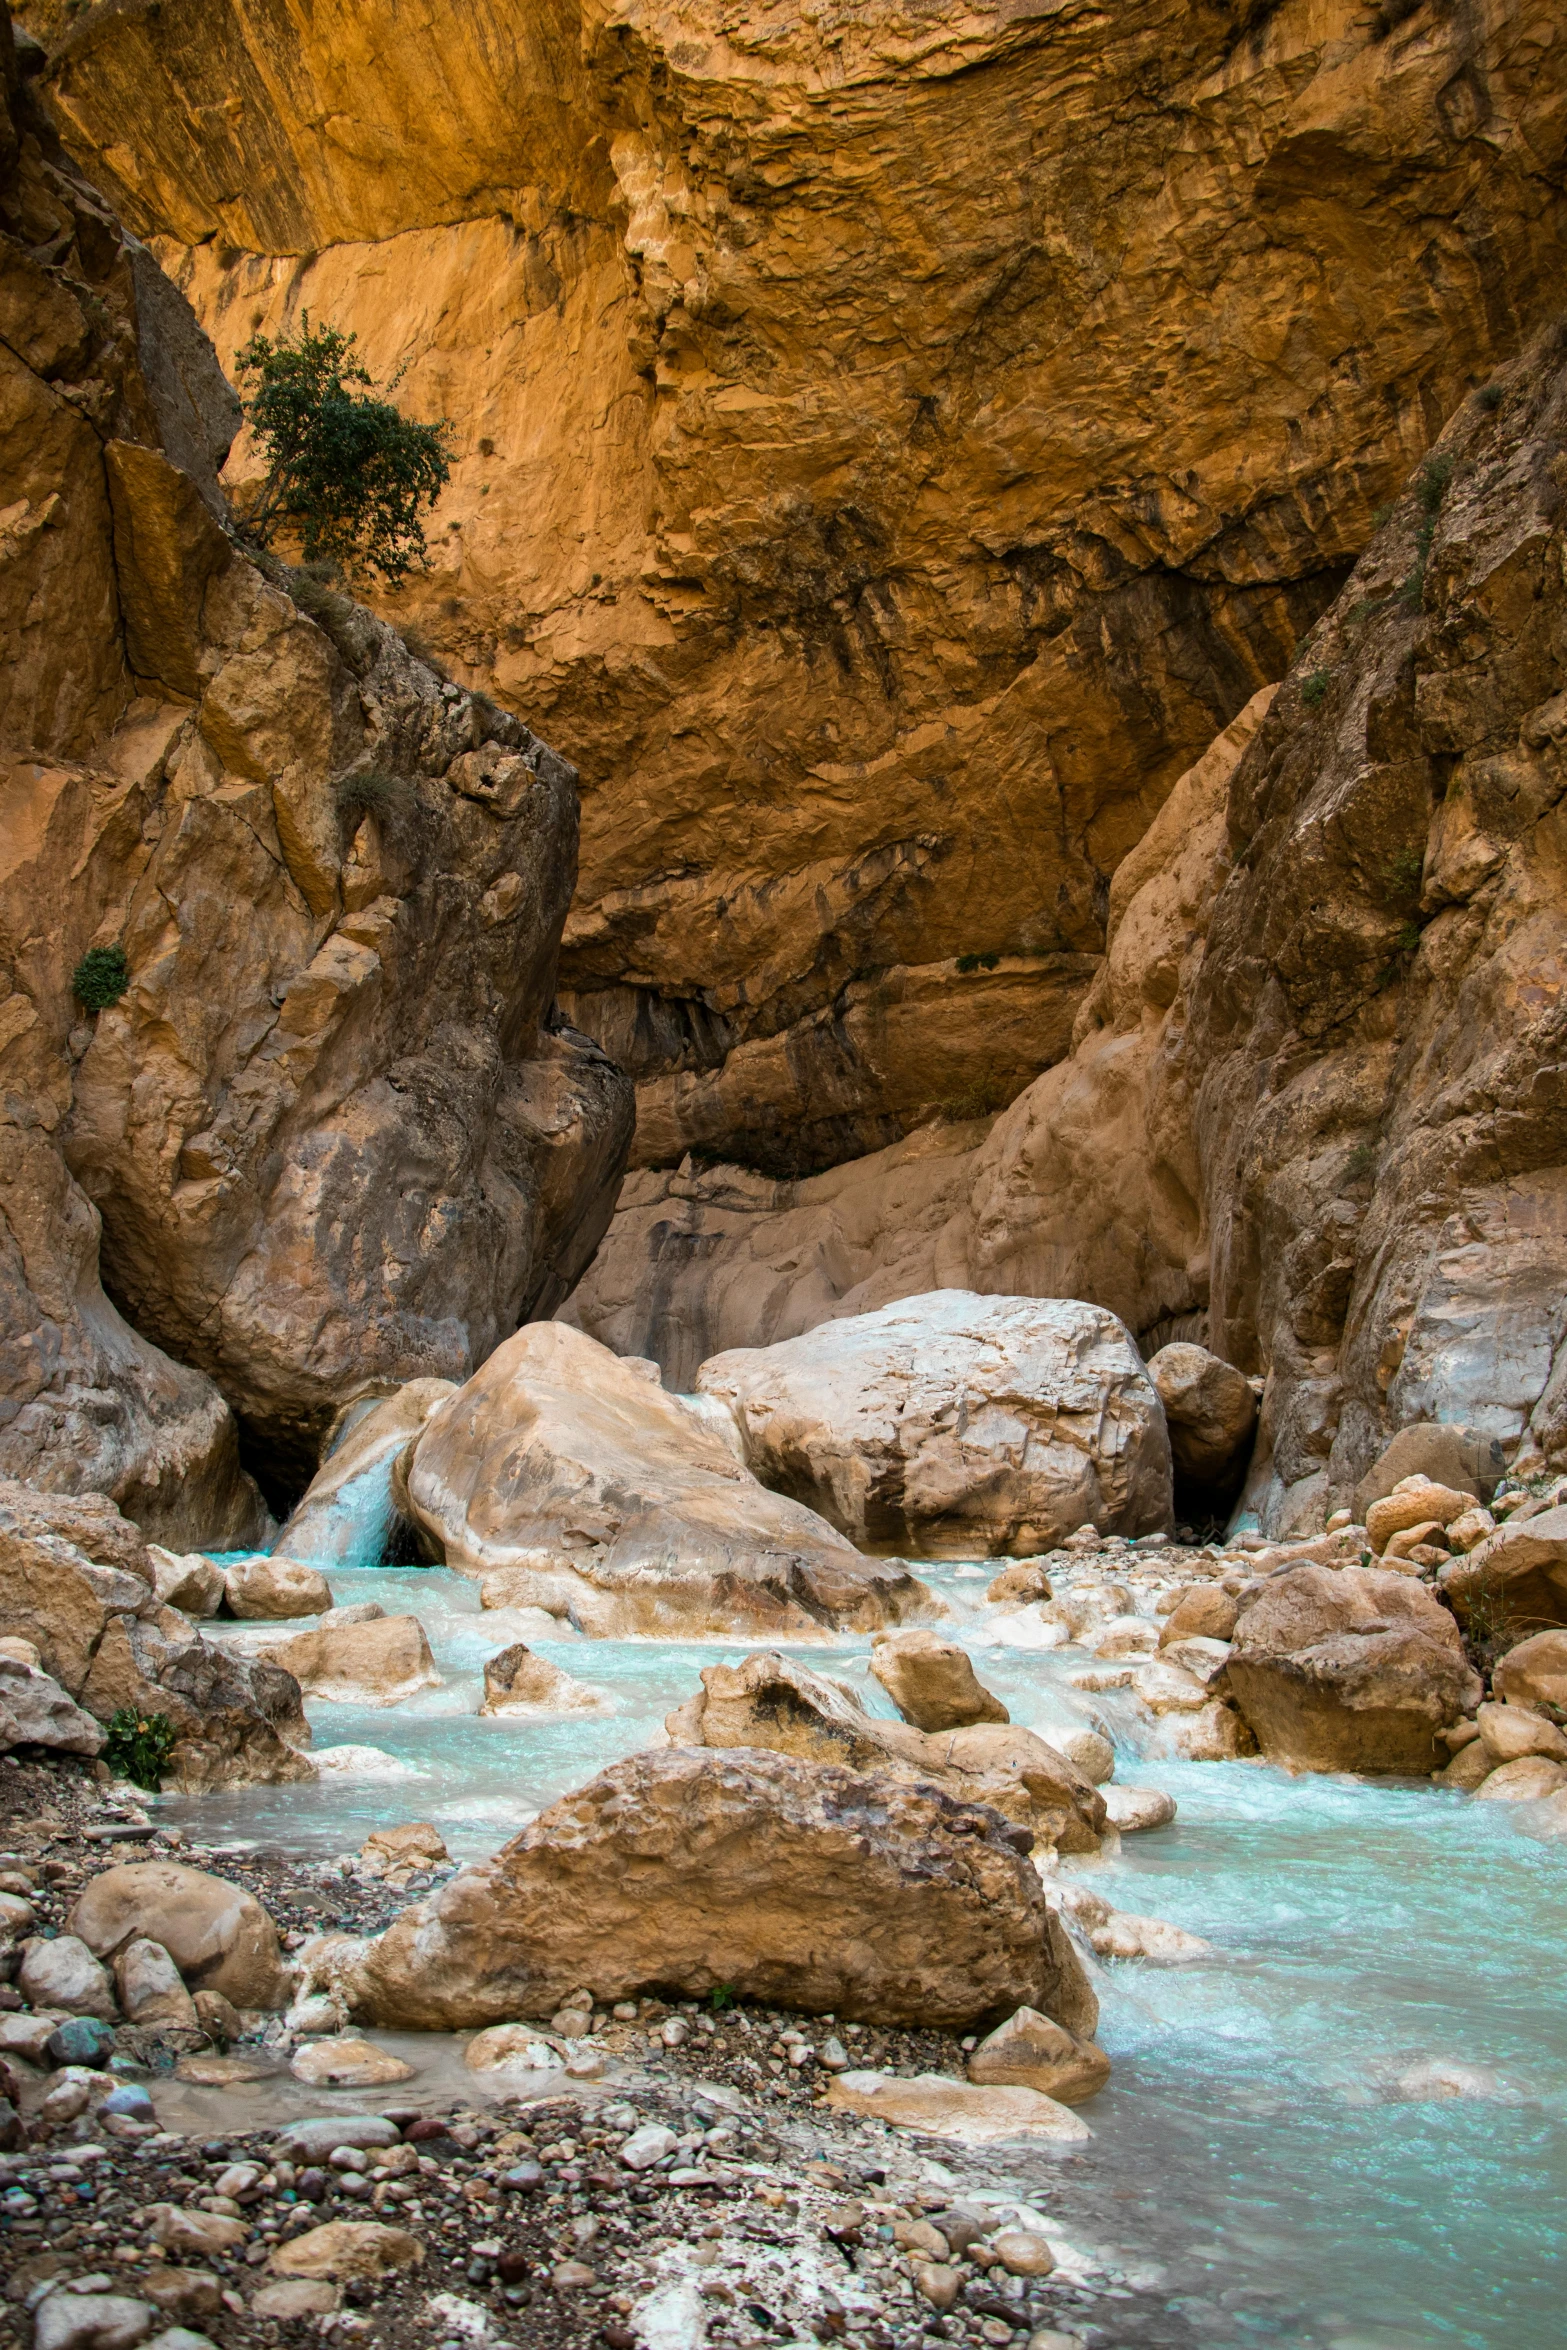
left=1494, top=1629, right=1567, bottom=1714
left=1225, top=1564, right=1481, bottom=1773
left=296, top=1745, right=1077, bottom=2034
left=967, top=2003, right=1111, bottom=2103
left=868, top=1627, right=1008, bottom=1730
left=256, top=1616, right=440, bottom=1706
left=69, top=1862, right=291, bottom=2009
left=1439, top=1507, right=1567, bottom=1636
left=223, top=1555, right=332, bottom=1620
left=403, top=1321, right=927, bottom=1636
left=696, top=1290, right=1172, bottom=1556
left=1145, top=1343, right=1257, bottom=1488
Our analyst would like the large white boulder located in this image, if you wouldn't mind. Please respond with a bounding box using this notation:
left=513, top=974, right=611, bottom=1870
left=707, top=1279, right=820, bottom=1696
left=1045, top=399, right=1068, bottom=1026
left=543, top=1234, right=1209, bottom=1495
left=695, top=1290, right=1172, bottom=1556
left=402, top=1322, right=929, bottom=1637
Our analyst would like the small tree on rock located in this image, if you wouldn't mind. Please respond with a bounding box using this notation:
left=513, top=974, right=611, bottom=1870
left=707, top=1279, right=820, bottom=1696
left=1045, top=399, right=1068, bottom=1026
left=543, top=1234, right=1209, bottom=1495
left=235, top=316, right=452, bottom=586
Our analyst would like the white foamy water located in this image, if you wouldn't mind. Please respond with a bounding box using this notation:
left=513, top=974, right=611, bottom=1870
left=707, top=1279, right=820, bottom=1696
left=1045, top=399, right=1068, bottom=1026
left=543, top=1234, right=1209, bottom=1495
left=166, top=1558, right=1567, bottom=2347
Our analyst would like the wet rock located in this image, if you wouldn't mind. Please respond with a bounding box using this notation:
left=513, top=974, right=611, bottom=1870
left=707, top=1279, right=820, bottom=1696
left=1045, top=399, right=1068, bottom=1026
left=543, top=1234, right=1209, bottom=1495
left=824, top=2069, right=1090, bottom=2145
left=1440, top=1508, right=1567, bottom=1637
left=289, top=2036, right=415, bottom=2087
left=145, top=1551, right=224, bottom=1620
left=1146, top=1344, right=1257, bottom=1489
left=463, top=2024, right=561, bottom=2077
left=18, top=1933, right=116, bottom=2018
left=478, top=1643, right=602, bottom=1716
left=1435, top=1738, right=1497, bottom=1792
left=46, top=2016, right=116, bottom=2066
left=34, top=2294, right=154, bottom=2350
left=1158, top=1586, right=1240, bottom=1646
left=0, top=1658, right=104, bottom=1756
left=985, top=1560, right=1054, bottom=1608
left=256, top=1615, right=440, bottom=1705
left=222, top=1556, right=332, bottom=1621
left=299, top=1744, right=1073, bottom=2033
left=112, top=1938, right=199, bottom=2031
left=1225, top=1564, right=1480, bottom=1773
left=696, top=1292, right=1172, bottom=1555
left=359, top=1823, right=449, bottom=1878
left=868, top=1627, right=1008, bottom=1731
left=277, top=1382, right=458, bottom=1571
left=968, top=2005, right=1111, bottom=2104
left=270, top=2222, right=424, bottom=2281
left=1473, top=1757, right=1567, bottom=1803
left=405, top=1322, right=927, bottom=1636
left=1494, top=1630, right=1567, bottom=1714
left=70, top=1861, right=291, bottom=2009
left=191, top=1988, right=244, bottom=2043
left=1054, top=1726, right=1114, bottom=1784
left=1100, top=1784, right=1176, bottom=1832
left=667, top=1648, right=1105, bottom=1852
left=1055, top=1885, right=1213, bottom=1963
left=991, top=2227, right=1057, bottom=2278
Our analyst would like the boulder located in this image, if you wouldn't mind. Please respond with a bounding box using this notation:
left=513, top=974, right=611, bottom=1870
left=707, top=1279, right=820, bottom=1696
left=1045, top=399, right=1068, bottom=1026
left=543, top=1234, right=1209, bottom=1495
left=77, top=1610, right=313, bottom=1791
left=18, top=1934, right=116, bottom=2018
left=1055, top=1726, right=1114, bottom=1783
left=223, top=1556, right=332, bottom=1620
left=146, top=1550, right=225, bottom=1618
left=1436, top=1738, right=1497, bottom=1791
left=1473, top=1756, right=1567, bottom=1802
left=256, top=1616, right=440, bottom=1706
left=1054, top=1884, right=1213, bottom=1963
left=70, top=1861, right=291, bottom=2009
left=1146, top=1344, right=1257, bottom=1488
left=1493, top=1629, right=1567, bottom=1714
left=1101, top=1784, right=1177, bottom=1832
left=114, top=1937, right=200, bottom=2030
left=276, top=1382, right=458, bottom=1572
left=822, top=2069, right=1090, bottom=2145
left=967, top=2004, right=1111, bottom=2103
left=696, top=1291, right=1172, bottom=1556
left=1439, top=1507, right=1567, bottom=1636
left=148, top=2207, right=248, bottom=2256
left=867, top=1627, right=1008, bottom=1731
left=1366, top=1479, right=1472, bottom=1554
left=464, top=2023, right=563, bottom=2076
left=1353, top=1425, right=1505, bottom=1522
left=985, top=1560, right=1053, bottom=1607
left=1475, top=1701, right=1567, bottom=1765
left=1158, top=1585, right=1240, bottom=1646
left=359, top=1823, right=449, bottom=1879
left=478, top=1643, right=602, bottom=1715
left=1225, top=1564, right=1481, bottom=1773
left=665, top=1649, right=1105, bottom=1853
left=33, top=2294, right=154, bottom=2350
left=0, top=1657, right=104, bottom=1754
left=403, top=1321, right=928, bottom=1636
left=296, top=1745, right=1079, bottom=2033
left=250, top=2283, right=340, bottom=2321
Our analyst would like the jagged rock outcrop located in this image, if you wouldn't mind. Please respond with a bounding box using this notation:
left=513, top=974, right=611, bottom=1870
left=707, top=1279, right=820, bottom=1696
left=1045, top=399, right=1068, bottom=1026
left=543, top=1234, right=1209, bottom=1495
left=23, top=0, right=1566, bottom=1175
left=0, top=1479, right=310, bottom=1786
left=695, top=1291, right=1172, bottom=1556
left=297, top=1744, right=1080, bottom=2032
left=403, top=1321, right=932, bottom=1636
left=0, top=16, right=633, bottom=1517
left=574, top=327, right=1567, bottom=1535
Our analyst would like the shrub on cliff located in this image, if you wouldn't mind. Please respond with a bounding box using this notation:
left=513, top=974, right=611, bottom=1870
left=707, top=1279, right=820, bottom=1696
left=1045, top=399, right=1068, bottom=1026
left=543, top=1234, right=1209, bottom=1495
left=235, top=317, right=451, bottom=586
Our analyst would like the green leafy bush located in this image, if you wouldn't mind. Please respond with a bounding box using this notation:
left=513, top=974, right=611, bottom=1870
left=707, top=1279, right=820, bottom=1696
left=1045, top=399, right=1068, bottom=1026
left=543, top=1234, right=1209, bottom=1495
left=236, top=317, right=452, bottom=586
left=1475, top=382, right=1504, bottom=413
left=102, top=1707, right=178, bottom=1791
left=1300, top=672, right=1331, bottom=709
left=71, top=944, right=129, bottom=1011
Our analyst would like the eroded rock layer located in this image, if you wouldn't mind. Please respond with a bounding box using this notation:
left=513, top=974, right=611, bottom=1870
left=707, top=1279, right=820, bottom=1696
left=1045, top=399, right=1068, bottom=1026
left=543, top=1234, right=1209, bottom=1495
left=23, top=0, right=1566, bottom=1170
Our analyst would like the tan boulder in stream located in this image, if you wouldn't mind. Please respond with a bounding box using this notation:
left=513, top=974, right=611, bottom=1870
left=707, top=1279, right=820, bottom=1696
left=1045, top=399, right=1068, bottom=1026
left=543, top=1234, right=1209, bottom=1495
left=258, top=1616, right=440, bottom=1706
left=70, top=1861, right=291, bottom=2009
left=869, top=1627, right=1009, bottom=1731
left=297, top=1745, right=1084, bottom=2034
left=666, top=1649, right=1106, bottom=1853
left=403, top=1322, right=930, bottom=1637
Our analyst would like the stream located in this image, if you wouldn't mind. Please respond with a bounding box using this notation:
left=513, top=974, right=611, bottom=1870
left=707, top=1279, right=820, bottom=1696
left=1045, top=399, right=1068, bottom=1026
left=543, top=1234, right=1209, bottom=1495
left=156, top=1560, right=1565, bottom=2350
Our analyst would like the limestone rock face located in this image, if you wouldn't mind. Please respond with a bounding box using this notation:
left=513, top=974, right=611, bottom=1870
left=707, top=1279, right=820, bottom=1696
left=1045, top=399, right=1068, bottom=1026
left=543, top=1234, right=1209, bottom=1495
left=70, top=1859, right=292, bottom=2009
left=575, top=335, right=1567, bottom=1538
left=696, top=1292, right=1172, bottom=1556
left=303, top=1744, right=1070, bottom=2034
left=0, top=38, right=633, bottom=1514
left=664, top=1649, right=1105, bottom=1855
left=404, top=1321, right=931, bottom=1637
left=0, top=1479, right=307, bottom=1787
left=38, top=0, right=1567, bottom=1180
left=868, top=1629, right=1008, bottom=1734
left=1147, top=1345, right=1258, bottom=1493
left=1225, top=1564, right=1481, bottom=1774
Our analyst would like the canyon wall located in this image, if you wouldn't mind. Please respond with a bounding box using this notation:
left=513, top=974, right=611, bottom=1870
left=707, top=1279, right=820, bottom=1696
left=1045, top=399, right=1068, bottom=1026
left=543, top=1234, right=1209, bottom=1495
left=0, top=20, right=631, bottom=1528
left=20, top=0, right=1567, bottom=1176
left=571, top=327, right=1567, bottom=1534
